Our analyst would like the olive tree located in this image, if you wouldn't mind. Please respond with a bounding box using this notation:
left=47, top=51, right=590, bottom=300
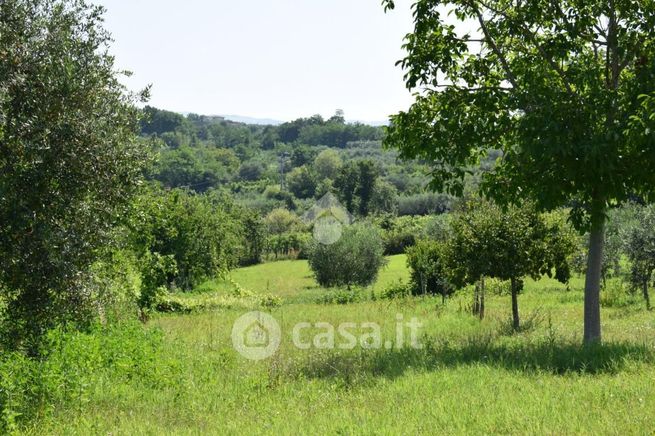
left=0, top=0, right=149, bottom=350
left=307, top=223, right=387, bottom=289
left=383, top=0, right=655, bottom=344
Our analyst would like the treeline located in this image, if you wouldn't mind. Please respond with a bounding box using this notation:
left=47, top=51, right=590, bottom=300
left=139, top=106, right=455, bottom=217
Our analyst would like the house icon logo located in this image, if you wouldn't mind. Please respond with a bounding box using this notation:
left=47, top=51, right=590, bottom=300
left=231, top=311, right=281, bottom=360
left=244, top=320, right=269, bottom=348
left=302, top=193, right=354, bottom=245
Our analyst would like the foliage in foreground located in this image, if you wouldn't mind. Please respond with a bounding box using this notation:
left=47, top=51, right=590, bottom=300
left=0, top=323, right=175, bottom=433
left=0, top=0, right=149, bottom=351
left=383, top=0, right=655, bottom=345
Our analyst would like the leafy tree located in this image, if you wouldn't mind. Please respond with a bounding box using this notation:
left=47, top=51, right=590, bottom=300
left=264, top=208, right=302, bottom=235
left=334, top=160, right=379, bottom=216
left=313, top=149, right=343, bottom=180
left=383, top=0, right=655, bottom=344
left=370, top=180, right=399, bottom=215
left=286, top=165, right=317, bottom=199
left=355, top=160, right=379, bottom=216
left=290, top=145, right=318, bottom=168
left=0, top=0, right=150, bottom=351
left=334, top=162, right=359, bottom=212
left=277, top=115, right=325, bottom=143
left=406, top=240, right=454, bottom=303
left=238, top=161, right=265, bottom=181
left=238, top=210, right=267, bottom=266
left=307, top=224, right=387, bottom=288
left=329, top=109, right=346, bottom=124
left=129, top=187, right=242, bottom=294
left=141, top=106, right=189, bottom=136
left=446, top=202, right=573, bottom=330
left=625, top=205, right=655, bottom=310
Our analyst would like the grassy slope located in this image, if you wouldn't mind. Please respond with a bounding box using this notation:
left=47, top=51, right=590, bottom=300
left=31, top=256, right=655, bottom=435
left=195, top=254, right=410, bottom=303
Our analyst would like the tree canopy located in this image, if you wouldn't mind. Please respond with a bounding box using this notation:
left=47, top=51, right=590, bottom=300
left=0, top=0, right=149, bottom=350
left=383, top=0, right=655, bottom=344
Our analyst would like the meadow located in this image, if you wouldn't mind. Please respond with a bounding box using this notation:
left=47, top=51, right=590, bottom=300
left=25, top=255, right=655, bottom=435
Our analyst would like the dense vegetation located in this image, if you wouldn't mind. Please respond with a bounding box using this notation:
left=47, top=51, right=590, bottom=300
left=1, top=0, right=655, bottom=433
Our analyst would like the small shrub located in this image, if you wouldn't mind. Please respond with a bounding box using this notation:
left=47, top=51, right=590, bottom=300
left=381, top=279, right=413, bottom=300
left=601, top=279, right=639, bottom=308
left=259, top=295, right=283, bottom=308
left=320, top=288, right=364, bottom=305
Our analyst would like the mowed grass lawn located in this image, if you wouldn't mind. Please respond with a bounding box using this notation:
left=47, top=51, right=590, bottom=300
left=31, top=256, right=655, bottom=434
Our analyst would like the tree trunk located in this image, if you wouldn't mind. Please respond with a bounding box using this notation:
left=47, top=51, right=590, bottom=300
left=510, top=278, right=520, bottom=331
left=643, top=280, right=652, bottom=311
left=479, top=276, right=485, bottom=320
left=472, top=281, right=480, bottom=315
left=584, top=218, right=605, bottom=345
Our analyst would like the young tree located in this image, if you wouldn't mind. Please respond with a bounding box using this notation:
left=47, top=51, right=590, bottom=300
left=445, top=202, right=573, bottom=330
left=307, top=224, right=387, bottom=289
left=383, top=0, right=655, bottom=344
left=625, top=205, right=655, bottom=310
left=406, top=239, right=454, bottom=303
left=0, top=0, right=150, bottom=350
left=334, top=160, right=380, bottom=216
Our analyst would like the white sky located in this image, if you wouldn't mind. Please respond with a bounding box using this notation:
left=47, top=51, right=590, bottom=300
left=96, top=0, right=417, bottom=123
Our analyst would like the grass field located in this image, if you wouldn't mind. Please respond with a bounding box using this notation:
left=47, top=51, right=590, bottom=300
left=28, top=255, right=655, bottom=434
left=194, top=254, right=411, bottom=303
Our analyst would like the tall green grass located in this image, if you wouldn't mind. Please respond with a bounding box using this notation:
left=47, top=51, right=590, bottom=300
left=8, top=257, right=655, bottom=434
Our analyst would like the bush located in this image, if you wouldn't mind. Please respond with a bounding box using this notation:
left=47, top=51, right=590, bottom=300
left=377, top=215, right=431, bottom=255
left=381, top=279, right=413, bottom=300
left=406, top=240, right=455, bottom=301
left=129, top=187, right=242, bottom=299
left=307, top=224, right=387, bottom=288
left=601, top=279, right=639, bottom=308
left=0, top=323, right=175, bottom=432
left=319, top=288, right=364, bottom=305
left=267, top=232, right=311, bottom=260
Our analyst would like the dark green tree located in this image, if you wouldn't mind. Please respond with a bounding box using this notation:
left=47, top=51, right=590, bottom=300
left=355, top=160, right=379, bottom=216
left=286, top=165, right=317, bottom=199
left=334, top=162, right=359, bottom=212
left=0, top=0, right=150, bottom=350
left=383, top=0, right=655, bottom=344
left=334, top=160, right=379, bottom=216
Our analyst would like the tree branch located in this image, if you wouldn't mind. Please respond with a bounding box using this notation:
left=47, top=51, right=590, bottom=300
left=427, top=84, right=514, bottom=92
left=471, top=3, right=519, bottom=90
left=478, top=0, right=576, bottom=98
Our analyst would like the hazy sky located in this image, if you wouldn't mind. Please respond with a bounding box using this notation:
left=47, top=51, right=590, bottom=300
left=96, top=0, right=417, bottom=122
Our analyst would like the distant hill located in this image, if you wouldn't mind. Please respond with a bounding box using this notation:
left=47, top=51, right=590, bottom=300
left=222, top=115, right=388, bottom=127
left=222, top=115, right=284, bottom=126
